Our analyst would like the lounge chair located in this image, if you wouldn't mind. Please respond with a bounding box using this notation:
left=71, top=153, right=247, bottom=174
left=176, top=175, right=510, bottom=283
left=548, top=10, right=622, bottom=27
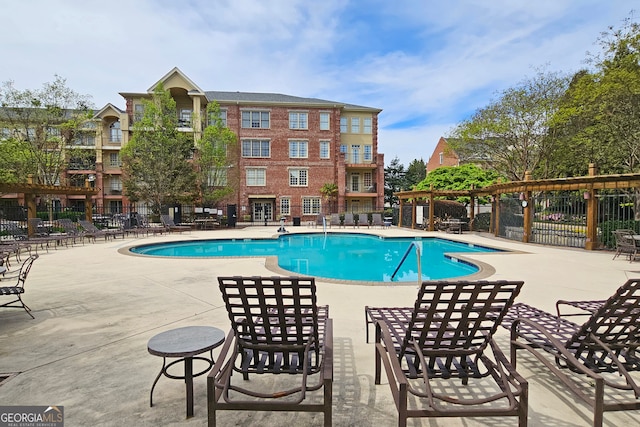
left=56, top=218, right=86, bottom=245
left=78, top=219, right=125, bottom=241
left=370, top=213, right=384, bottom=228
left=343, top=213, right=356, bottom=228
left=313, top=214, right=326, bottom=228
left=612, top=229, right=638, bottom=261
left=160, top=214, right=191, bottom=233
left=4, top=221, right=54, bottom=253
left=367, top=280, right=527, bottom=427
left=503, top=279, right=640, bottom=426
left=209, top=276, right=333, bottom=427
left=0, top=254, right=39, bottom=318
left=328, top=213, right=341, bottom=228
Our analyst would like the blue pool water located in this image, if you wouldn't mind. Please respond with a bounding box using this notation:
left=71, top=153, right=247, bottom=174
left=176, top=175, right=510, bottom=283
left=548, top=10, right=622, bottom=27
left=130, top=233, right=499, bottom=282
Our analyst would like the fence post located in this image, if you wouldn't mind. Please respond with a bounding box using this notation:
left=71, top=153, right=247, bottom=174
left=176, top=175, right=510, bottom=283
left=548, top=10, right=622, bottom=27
left=585, top=163, right=598, bottom=250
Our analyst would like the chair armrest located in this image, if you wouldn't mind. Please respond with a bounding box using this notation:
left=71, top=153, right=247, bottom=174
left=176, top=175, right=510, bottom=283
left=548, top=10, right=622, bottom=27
left=510, top=317, right=604, bottom=380
left=322, top=318, right=333, bottom=382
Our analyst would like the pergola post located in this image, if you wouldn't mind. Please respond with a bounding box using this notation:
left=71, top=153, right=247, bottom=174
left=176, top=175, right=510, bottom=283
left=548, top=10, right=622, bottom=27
left=585, top=163, right=598, bottom=250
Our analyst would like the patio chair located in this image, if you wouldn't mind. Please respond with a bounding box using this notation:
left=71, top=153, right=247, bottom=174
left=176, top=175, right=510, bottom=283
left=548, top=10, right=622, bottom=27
left=160, top=214, right=191, bottom=233
left=367, top=280, right=527, bottom=427
left=612, top=229, right=638, bottom=261
left=328, top=213, right=341, bottom=228
left=0, top=254, right=39, bottom=318
left=4, top=221, right=52, bottom=253
left=313, top=214, right=325, bottom=228
left=502, top=278, right=640, bottom=426
left=343, top=213, right=356, bottom=228
left=209, top=276, right=333, bottom=427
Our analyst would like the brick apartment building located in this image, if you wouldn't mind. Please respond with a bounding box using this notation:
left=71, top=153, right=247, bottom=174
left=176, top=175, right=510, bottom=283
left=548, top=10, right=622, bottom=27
left=2, top=68, right=385, bottom=224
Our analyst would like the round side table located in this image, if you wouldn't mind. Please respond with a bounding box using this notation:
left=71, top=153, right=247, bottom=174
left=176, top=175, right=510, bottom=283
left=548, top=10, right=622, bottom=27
left=147, top=325, right=225, bottom=418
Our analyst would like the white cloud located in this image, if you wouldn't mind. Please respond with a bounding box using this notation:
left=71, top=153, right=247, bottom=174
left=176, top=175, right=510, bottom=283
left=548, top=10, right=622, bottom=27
left=0, top=0, right=636, bottom=167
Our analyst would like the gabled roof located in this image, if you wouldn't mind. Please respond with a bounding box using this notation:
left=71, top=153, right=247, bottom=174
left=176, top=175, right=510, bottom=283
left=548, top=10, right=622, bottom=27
left=93, top=103, right=124, bottom=118
left=148, top=67, right=205, bottom=95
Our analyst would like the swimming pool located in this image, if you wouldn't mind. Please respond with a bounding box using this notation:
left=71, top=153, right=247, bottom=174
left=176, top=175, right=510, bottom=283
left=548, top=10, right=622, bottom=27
left=129, top=233, right=499, bottom=282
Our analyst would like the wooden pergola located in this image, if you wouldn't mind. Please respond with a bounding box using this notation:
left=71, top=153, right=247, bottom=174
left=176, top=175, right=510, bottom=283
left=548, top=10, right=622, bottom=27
left=396, top=165, right=640, bottom=250
left=0, top=179, right=99, bottom=237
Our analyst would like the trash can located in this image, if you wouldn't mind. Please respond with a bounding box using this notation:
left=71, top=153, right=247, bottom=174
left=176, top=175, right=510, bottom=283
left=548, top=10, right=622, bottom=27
left=293, top=217, right=301, bottom=226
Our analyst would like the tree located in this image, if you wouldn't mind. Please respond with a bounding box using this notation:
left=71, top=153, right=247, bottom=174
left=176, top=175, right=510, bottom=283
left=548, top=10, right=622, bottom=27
left=120, top=84, right=197, bottom=214
left=450, top=69, right=569, bottom=181
left=319, top=182, right=338, bottom=213
left=384, top=156, right=406, bottom=207
left=0, top=75, right=93, bottom=186
left=553, top=15, right=640, bottom=175
left=195, top=101, right=238, bottom=205
left=405, top=159, right=426, bottom=189
left=413, top=164, right=501, bottom=205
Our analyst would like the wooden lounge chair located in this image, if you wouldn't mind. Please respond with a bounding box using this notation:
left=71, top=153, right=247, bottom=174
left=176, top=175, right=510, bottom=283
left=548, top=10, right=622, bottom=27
left=503, top=279, right=640, bottom=426
left=160, top=214, right=191, bottom=233
left=367, top=280, right=527, bottom=427
left=209, top=276, right=333, bottom=427
left=0, top=254, right=39, bottom=318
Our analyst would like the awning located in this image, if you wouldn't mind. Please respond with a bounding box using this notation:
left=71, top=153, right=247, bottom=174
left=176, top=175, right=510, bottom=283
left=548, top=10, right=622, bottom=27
left=248, top=195, right=276, bottom=199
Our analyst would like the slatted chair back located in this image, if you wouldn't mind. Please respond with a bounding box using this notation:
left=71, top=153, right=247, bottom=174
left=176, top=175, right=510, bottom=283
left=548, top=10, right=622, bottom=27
left=218, top=276, right=322, bottom=373
left=566, top=278, right=640, bottom=373
left=400, top=280, right=524, bottom=362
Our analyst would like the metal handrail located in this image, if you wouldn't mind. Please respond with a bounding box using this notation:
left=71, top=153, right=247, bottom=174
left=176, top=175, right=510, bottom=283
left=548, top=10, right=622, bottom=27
left=390, top=241, right=422, bottom=283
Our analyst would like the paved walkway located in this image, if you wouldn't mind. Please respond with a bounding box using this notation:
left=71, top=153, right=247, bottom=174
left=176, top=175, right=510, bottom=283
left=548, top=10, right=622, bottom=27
left=1, top=226, right=639, bottom=426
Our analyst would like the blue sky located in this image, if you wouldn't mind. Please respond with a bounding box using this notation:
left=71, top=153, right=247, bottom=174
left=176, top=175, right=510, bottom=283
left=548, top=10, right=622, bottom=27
left=0, top=0, right=636, bottom=166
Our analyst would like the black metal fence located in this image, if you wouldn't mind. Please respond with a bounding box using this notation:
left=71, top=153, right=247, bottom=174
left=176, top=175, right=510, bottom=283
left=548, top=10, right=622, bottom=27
left=497, top=190, right=637, bottom=249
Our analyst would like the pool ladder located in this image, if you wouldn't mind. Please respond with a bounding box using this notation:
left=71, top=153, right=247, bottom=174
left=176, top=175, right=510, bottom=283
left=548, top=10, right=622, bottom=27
left=390, top=242, right=422, bottom=284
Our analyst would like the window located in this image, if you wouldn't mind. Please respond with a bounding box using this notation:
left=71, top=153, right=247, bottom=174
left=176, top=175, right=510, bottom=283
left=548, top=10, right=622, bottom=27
left=439, top=152, right=444, bottom=165
left=109, top=176, right=122, bottom=192
left=72, top=133, right=95, bottom=146
left=340, top=144, right=347, bottom=154
left=303, top=197, right=321, bottom=215
left=351, top=117, right=360, bottom=133
left=351, top=145, right=361, bottom=163
left=133, top=104, right=144, bottom=122
left=242, top=110, right=270, bottom=128
left=319, top=141, right=330, bottom=159
left=208, top=109, right=227, bottom=127
left=109, top=153, right=121, bottom=167
left=242, top=139, right=270, bottom=157
left=351, top=174, right=360, bottom=192
left=320, top=112, right=330, bottom=130
left=246, top=168, right=266, bottom=186
left=289, top=140, right=308, bottom=158
left=208, top=167, right=227, bottom=186
left=280, top=197, right=291, bottom=215
left=340, top=117, right=347, bottom=133
left=364, top=172, right=373, bottom=188
left=363, top=117, right=372, bottom=134
left=179, top=109, right=192, bottom=127
left=364, top=145, right=372, bottom=161
left=109, top=121, right=122, bottom=143
left=289, top=112, right=308, bottom=129
left=289, top=169, right=308, bottom=187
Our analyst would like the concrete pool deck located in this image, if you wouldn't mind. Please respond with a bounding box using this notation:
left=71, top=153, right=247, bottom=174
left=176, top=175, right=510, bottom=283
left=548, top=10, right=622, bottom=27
left=1, top=225, right=639, bottom=426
